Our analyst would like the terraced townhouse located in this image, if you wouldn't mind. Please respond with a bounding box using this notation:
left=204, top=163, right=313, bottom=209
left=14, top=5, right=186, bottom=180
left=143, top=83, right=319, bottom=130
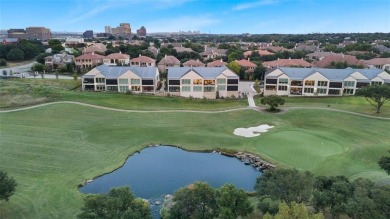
left=264, top=67, right=390, bottom=96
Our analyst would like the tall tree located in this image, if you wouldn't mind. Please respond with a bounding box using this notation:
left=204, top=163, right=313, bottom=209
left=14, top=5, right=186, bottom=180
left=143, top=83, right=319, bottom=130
left=0, top=170, right=17, bottom=201
left=355, top=84, right=390, bottom=113
left=263, top=202, right=324, bottom=219
left=227, top=61, right=241, bottom=75
left=378, top=150, right=390, bottom=175
left=216, top=184, right=253, bottom=219
left=255, top=169, right=314, bottom=204
left=168, top=182, right=217, bottom=219
left=78, top=187, right=151, bottom=219
left=6, top=48, right=25, bottom=61
left=260, top=95, right=286, bottom=111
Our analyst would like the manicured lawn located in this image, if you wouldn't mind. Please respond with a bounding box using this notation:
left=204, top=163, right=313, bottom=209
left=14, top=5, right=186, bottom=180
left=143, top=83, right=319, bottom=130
left=0, top=102, right=389, bottom=219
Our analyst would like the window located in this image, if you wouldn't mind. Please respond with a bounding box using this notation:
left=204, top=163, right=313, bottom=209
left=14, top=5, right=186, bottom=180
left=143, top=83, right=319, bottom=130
left=290, top=87, right=302, bottom=95
left=371, top=81, right=382, bottom=85
left=193, top=79, right=202, bottom=85
left=291, top=80, right=303, bottom=86
left=106, top=79, right=117, bottom=85
left=96, top=78, right=105, bottom=83
left=344, top=81, right=355, bottom=87
left=356, top=82, right=369, bottom=88
left=193, top=86, right=202, bottom=92
left=279, top=78, right=288, bottom=84
left=106, top=86, right=117, bottom=91
left=182, top=79, right=191, bottom=85
left=227, top=86, right=238, bottom=91
left=83, top=78, right=94, bottom=84
left=118, top=79, right=128, bottom=84
left=96, top=85, right=105, bottom=91
left=317, top=88, right=327, bottom=94
left=204, top=80, right=215, bottom=85
left=329, top=82, right=342, bottom=88
left=265, top=79, right=277, bottom=84
left=217, top=85, right=226, bottom=91
left=169, top=86, right=180, bottom=92
left=328, top=89, right=341, bottom=95
left=278, top=86, right=288, bottom=91
left=182, top=86, right=191, bottom=92
left=217, top=78, right=226, bottom=84
left=343, top=88, right=354, bottom=95
left=142, top=80, right=154, bottom=85
left=131, top=86, right=141, bottom=91
left=204, top=86, right=215, bottom=92
left=304, top=80, right=315, bottom=86
left=265, top=85, right=276, bottom=91
left=119, top=86, right=128, bottom=92
left=304, top=87, right=314, bottom=93
left=227, top=79, right=239, bottom=84
left=317, top=81, right=328, bottom=87
left=169, top=80, right=180, bottom=85
left=143, top=86, right=154, bottom=92
left=131, top=79, right=141, bottom=85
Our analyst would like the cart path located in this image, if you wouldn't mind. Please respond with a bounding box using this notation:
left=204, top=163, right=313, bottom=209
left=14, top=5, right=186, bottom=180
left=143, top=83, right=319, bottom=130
left=1, top=101, right=389, bottom=120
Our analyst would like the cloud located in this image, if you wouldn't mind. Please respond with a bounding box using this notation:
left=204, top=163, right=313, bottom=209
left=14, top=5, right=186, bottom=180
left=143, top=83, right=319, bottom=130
left=233, top=0, right=279, bottom=11
left=68, top=5, right=112, bottom=24
left=144, top=15, right=220, bottom=33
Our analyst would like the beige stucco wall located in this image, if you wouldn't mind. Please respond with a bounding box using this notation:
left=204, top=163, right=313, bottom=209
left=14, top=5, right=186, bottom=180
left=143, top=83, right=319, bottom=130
left=351, top=72, right=368, bottom=80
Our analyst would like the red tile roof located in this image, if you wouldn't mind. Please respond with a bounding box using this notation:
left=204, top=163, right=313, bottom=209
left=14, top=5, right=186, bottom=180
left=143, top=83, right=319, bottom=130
left=207, top=59, right=227, bottom=67
left=363, top=58, right=390, bottom=66
left=263, top=59, right=312, bottom=68
left=313, top=54, right=362, bottom=68
left=76, top=53, right=104, bottom=60
left=183, top=59, right=205, bottom=67
left=158, top=55, right=180, bottom=65
left=105, top=52, right=129, bottom=59
left=235, top=59, right=257, bottom=67
left=244, top=50, right=274, bottom=57
left=130, top=55, right=156, bottom=63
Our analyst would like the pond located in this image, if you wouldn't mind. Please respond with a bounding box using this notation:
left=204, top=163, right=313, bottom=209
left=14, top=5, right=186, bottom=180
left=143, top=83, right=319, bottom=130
left=80, top=146, right=261, bottom=218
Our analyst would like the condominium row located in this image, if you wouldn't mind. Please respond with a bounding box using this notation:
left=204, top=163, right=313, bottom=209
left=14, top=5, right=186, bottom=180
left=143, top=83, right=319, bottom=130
left=82, top=66, right=240, bottom=99
left=264, top=67, right=390, bottom=96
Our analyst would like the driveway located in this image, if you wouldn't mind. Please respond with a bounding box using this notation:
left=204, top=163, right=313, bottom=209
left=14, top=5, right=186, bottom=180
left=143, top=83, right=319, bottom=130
left=1, top=61, right=37, bottom=74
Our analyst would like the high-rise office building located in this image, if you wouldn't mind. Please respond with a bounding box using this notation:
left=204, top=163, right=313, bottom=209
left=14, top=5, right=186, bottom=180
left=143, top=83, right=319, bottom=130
left=105, top=26, right=112, bottom=34
left=137, top=26, right=146, bottom=37
left=120, top=23, right=131, bottom=34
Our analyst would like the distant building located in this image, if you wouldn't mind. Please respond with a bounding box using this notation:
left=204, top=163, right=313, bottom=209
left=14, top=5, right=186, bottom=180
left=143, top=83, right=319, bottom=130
left=207, top=59, right=227, bottom=67
left=130, top=55, right=156, bottom=67
left=120, top=23, right=131, bottom=34
left=83, top=30, right=93, bottom=39
left=262, top=58, right=313, bottom=69
left=8, top=27, right=51, bottom=40
left=44, top=52, right=75, bottom=69
left=234, top=59, right=257, bottom=72
left=1, top=38, right=19, bottom=44
left=183, top=59, right=205, bottom=67
left=96, top=33, right=112, bottom=38
left=103, top=52, right=130, bottom=66
left=137, top=26, right=146, bottom=37
left=25, top=27, right=51, bottom=40
left=105, top=26, right=112, bottom=34
left=75, top=52, right=104, bottom=69
left=82, top=43, right=107, bottom=54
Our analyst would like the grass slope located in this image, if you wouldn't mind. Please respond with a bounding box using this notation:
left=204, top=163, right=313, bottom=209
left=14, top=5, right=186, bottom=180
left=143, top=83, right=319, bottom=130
left=0, top=103, right=389, bottom=219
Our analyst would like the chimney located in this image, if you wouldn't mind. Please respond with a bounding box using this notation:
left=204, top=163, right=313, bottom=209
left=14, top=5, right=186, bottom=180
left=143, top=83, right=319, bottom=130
left=248, top=58, right=250, bottom=61
left=204, top=45, right=207, bottom=52
left=119, top=51, right=122, bottom=54
left=278, top=58, right=280, bottom=60
left=289, top=57, right=291, bottom=60
left=165, top=54, right=167, bottom=58
left=92, top=52, right=95, bottom=55
left=196, top=59, right=199, bottom=62
left=139, top=54, right=141, bottom=57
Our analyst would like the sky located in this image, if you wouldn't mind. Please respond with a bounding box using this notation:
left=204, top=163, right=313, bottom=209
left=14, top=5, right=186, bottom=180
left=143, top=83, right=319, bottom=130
left=0, top=0, right=389, bottom=34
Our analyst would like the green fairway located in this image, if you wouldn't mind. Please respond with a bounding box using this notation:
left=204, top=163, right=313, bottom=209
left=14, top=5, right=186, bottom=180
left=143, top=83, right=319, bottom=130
left=0, top=102, right=389, bottom=219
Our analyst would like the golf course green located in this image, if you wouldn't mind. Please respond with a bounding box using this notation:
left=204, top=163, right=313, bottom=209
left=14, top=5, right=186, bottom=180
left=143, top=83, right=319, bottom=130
left=0, top=79, right=389, bottom=219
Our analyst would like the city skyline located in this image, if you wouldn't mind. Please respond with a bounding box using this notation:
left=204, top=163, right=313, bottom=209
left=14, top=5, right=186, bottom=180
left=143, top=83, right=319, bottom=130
left=1, top=0, right=390, bottom=34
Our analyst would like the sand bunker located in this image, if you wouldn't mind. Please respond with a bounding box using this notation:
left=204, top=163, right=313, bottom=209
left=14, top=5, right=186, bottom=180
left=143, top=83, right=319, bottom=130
left=233, top=124, right=274, bottom=137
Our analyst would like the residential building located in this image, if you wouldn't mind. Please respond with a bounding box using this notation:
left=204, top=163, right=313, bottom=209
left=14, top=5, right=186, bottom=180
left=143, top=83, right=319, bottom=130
left=183, top=59, right=205, bottom=67
left=65, top=38, right=84, bottom=47
left=207, top=59, right=227, bottom=67
left=45, top=52, right=75, bottom=69
left=264, top=67, right=390, bottom=97
left=82, top=43, right=107, bottom=54
left=373, top=45, right=390, bottom=53
left=148, top=46, right=159, bottom=57
left=1, top=38, right=19, bottom=44
left=262, top=58, right=312, bottom=69
left=167, top=66, right=240, bottom=99
left=137, top=26, right=146, bottom=37
left=82, top=65, right=159, bottom=93
left=103, top=52, right=130, bottom=66
left=158, top=55, right=180, bottom=73
left=174, top=46, right=194, bottom=53
left=130, top=55, right=156, bottom=67
left=83, top=30, right=93, bottom=39
left=363, top=58, right=390, bottom=70
left=306, top=52, right=334, bottom=61
left=313, top=54, right=363, bottom=68
left=200, top=46, right=227, bottom=60
left=294, top=44, right=319, bottom=52
left=235, top=59, right=257, bottom=72
left=75, top=52, right=104, bottom=69
left=243, top=49, right=274, bottom=58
